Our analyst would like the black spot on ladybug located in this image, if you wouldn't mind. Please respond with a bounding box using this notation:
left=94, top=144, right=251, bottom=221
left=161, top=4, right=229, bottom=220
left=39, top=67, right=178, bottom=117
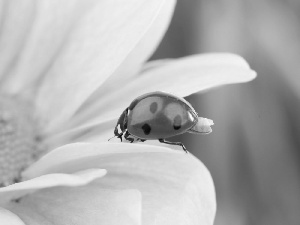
left=173, top=115, right=182, bottom=130
left=149, top=102, right=158, bottom=113
left=142, top=123, right=151, bottom=135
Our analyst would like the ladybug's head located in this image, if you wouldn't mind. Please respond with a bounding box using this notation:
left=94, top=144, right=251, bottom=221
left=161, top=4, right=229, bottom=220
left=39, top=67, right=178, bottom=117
left=109, top=108, right=129, bottom=141
left=116, top=108, right=129, bottom=132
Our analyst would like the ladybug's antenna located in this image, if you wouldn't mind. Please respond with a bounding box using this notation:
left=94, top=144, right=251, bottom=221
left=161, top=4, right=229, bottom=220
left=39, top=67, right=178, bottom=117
left=108, top=136, right=116, bottom=141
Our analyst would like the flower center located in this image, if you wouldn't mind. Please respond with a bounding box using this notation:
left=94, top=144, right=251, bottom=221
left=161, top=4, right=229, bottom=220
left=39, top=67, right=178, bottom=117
left=0, top=95, right=42, bottom=187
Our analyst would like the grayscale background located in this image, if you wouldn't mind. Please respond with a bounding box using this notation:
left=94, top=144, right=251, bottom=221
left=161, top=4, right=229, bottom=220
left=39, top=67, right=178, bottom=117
left=152, top=1, right=300, bottom=224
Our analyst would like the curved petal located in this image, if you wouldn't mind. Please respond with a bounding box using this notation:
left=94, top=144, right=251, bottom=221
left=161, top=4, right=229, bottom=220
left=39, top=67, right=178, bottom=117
left=75, top=0, right=176, bottom=116
left=0, top=1, right=41, bottom=94
left=22, top=142, right=175, bottom=179
left=0, top=169, right=106, bottom=205
left=64, top=53, right=256, bottom=133
left=137, top=53, right=256, bottom=95
left=23, top=143, right=216, bottom=225
left=44, top=119, right=113, bottom=150
left=90, top=150, right=216, bottom=225
left=0, top=208, right=25, bottom=225
left=6, top=188, right=141, bottom=225
left=30, top=0, right=170, bottom=134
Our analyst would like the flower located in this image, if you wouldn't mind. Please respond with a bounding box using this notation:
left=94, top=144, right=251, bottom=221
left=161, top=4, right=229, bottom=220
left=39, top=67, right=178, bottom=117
left=0, top=0, right=256, bottom=224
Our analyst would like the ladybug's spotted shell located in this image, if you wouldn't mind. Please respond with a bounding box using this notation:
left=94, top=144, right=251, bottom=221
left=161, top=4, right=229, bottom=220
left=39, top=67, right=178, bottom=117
left=127, top=92, right=198, bottom=139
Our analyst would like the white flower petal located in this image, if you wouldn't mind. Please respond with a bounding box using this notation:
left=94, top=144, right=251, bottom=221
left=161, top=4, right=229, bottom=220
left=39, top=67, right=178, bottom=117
left=23, top=143, right=175, bottom=179
left=6, top=188, right=141, bottom=225
left=0, top=169, right=106, bottom=205
left=0, top=208, right=25, bottom=225
left=66, top=53, right=256, bottom=133
left=44, top=119, right=114, bottom=150
left=32, top=0, right=169, bottom=134
left=0, top=1, right=45, bottom=95
left=107, top=0, right=176, bottom=82
left=75, top=0, right=176, bottom=116
left=90, top=150, right=216, bottom=225
left=136, top=53, right=256, bottom=96
left=22, top=143, right=216, bottom=224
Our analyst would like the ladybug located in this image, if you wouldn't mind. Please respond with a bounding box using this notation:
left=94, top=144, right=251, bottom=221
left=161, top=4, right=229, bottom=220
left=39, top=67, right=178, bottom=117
left=111, top=91, right=213, bottom=152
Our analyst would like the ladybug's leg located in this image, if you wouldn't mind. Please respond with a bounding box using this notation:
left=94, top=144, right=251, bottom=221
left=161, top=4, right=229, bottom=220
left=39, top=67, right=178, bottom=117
left=158, top=139, right=188, bottom=153
left=135, top=138, right=146, bottom=142
left=124, top=130, right=135, bottom=143
left=113, top=125, right=124, bottom=141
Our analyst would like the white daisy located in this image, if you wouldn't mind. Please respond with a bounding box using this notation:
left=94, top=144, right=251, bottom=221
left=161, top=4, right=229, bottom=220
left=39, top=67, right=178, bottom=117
left=0, top=0, right=256, bottom=224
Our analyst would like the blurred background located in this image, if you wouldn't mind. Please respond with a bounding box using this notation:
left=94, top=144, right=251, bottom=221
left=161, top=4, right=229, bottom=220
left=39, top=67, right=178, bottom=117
left=152, top=0, right=300, bottom=224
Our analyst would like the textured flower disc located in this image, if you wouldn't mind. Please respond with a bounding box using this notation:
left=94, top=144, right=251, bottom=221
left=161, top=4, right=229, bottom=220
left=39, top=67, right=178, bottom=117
left=0, top=96, right=41, bottom=187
